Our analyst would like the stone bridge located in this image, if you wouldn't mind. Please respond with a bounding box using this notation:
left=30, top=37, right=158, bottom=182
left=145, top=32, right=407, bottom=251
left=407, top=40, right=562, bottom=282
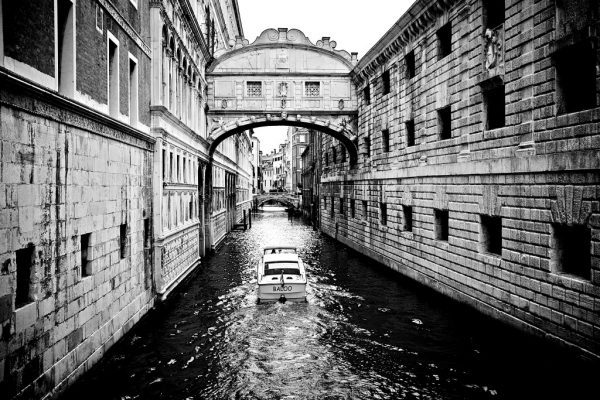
left=254, top=193, right=300, bottom=208
left=206, top=28, right=359, bottom=165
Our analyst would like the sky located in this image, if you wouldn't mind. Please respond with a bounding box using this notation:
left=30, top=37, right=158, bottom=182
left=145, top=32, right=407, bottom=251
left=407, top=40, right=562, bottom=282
left=236, top=0, right=414, bottom=153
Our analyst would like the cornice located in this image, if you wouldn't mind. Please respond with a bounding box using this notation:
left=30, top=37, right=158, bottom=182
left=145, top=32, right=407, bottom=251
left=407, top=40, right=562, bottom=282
left=99, top=0, right=151, bottom=57
left=0, top=68, right=155, bottom=149
left=351, top=0, right=462, bottom=85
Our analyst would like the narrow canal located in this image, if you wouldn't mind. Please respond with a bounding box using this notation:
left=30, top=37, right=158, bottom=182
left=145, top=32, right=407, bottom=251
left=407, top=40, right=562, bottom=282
left=62, top=208, right=597, bottom=400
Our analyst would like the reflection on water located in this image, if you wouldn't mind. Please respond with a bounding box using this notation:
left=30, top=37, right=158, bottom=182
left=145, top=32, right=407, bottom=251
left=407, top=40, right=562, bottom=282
left=62, top=210, right=597, bottom=400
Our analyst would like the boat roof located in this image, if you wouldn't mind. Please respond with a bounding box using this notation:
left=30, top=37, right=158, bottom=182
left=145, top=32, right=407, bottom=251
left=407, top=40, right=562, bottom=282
left=263, top=253, right=300, bottom=263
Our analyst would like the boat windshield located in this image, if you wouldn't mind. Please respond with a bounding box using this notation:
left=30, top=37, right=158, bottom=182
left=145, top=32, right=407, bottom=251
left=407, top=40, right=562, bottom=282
left=264, top=262, right=300, bottom=275
left=264, top=248, right=297, bottom=255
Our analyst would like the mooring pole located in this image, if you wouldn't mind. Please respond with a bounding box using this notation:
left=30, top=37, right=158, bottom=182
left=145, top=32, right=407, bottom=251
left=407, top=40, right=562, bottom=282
left=243, top=210, right=247, bottom=230
left=248, top=210, right=252, bottom=229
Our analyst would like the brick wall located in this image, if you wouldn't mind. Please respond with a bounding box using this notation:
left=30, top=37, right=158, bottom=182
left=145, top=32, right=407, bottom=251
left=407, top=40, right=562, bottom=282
left=3, top=0, right=55, bottom=77
left=320, top=0, right=600, bottom=357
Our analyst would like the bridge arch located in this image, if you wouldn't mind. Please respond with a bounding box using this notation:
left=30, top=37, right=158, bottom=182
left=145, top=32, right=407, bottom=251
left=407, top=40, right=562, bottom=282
left=207, top=114, right=358, bottom=165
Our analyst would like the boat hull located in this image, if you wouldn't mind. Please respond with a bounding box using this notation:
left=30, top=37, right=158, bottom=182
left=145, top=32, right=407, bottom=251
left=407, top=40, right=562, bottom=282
left=257, top=282, right=306, bottom=301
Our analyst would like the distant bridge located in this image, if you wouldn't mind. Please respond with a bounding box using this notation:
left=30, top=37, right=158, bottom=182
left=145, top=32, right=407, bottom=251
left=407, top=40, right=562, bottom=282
left=254, top=193, right=300, bottom=209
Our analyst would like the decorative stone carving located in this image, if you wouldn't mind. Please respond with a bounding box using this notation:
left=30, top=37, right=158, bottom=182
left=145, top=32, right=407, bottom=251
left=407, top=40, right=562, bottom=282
left=483, top=25, right=504, bottom=77
left=221, top=99, right=228, bottom=109
left=338, top=99, right=345, bottom=110
left=550, top=186, right=593, bottom=225
left=479, top=185, right=502, bottom=216
left=278, top=82, right=288, bottom=97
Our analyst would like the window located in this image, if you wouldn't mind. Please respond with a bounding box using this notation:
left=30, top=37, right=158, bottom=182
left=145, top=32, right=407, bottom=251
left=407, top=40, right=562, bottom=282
left=434, top=209, right=449, bottom=241
left=305, top=81, right=320, bottom=97
left=483, top=0, right=505, bottom=29
left=350, top=198, right=355, bottom=218
left=364, top=136, right=371, bottom=157
left=555, top=41, right=596, bottom=114
left=128, top=55, right=138, bottom=125
left=552, top=224, right=591, bottom=280
left=162, top=150, right=166, bottom=180
left=183, top=157, right=187, bottom=183
left=325, top=152, right=329, bottom=165
left=403, top=205, right=413, bottom=232
left=330, top=196, right=334, bottom=217
left=247, top=81, right=262, bottom=97
left=120, top=223, right=128, bottom=259
left=176, top=155, right=180, bottom=182
left=382, top=129, right=390, bottom=152
left=483, top=84, right=505, bottom=130
left=362, top=200, right=368, bottom=220
left=332, top=148, right=337, bottom=164
left=405, top=119, right=415, bottom=147
left=480, top=215, right=502, bottom=255
left=437, top=106, right=451, bottom=140
left=108, top=34, right=119, bottom=117
left=169, top=152, right=174, bottom=181
left=381, top=70, right=390, bottom=95
left=341, top=146, right=346, bottom=163
left=16, top=245, right=34, bottom=309
left=96, top=3, right=104, bottom=32
left=363, top=85, right=371, bottom=105
left=380, top=203, right=387, bottom=225
left=405, top=50, right=415, bottom=79
left=437, top=23, right=451, bottom=60
left=57, top=0, right=74, bottom=96
left=339, top=198, right=344, bottom=215
left=324, top=197, right=327, bottom=209
left=81, top=233, right=92, bottom=277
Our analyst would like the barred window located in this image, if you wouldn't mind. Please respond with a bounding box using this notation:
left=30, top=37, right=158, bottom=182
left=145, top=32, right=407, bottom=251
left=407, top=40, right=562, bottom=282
left=305, top=82, right=320, bottom=97
left=247, top=81, right=262, bottom=97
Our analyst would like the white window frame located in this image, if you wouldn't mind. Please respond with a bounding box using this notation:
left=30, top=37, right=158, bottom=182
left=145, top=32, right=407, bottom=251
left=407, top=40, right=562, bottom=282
left=96, top=3, right=103, bottom=33
left=107, top=31, right=120, bottom=118
left=128, top=52, right=139, bottom=126
left=305, top=81, right=321, bottom=97
left=246, top=81, right=263, bottom=97
left=56, top=0, right=76, bottom=96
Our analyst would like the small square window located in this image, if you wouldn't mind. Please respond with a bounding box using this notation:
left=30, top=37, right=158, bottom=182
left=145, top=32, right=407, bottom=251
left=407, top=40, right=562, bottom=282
left=484, top=84, right=505, bottom=130
left=437, top=23, right=452, bottom=60
left=483, top=0, right=505, bottom=30
left=16, top=245, right=35, bottom=309
left=552, top=224, right=591, bottom=280
left=363, top=85, right=371, bottom=105
left=382, top=129, right=390, bottom=152
left=305, top=82, right=320, bottom=97
left=555, top=41, right=596, bottom=114
left=382, top=70, right=391, bottom=95
left=81, top=233, right=92, bottom=277
left=380, top=203, right=387, bottom=225
left=247, top=81, right=262, bottom=97
left=480, top=215, right=502, bottom=255
left=403, top=205, right=413, bottom=232
left=438, top=106, right=451, bottom=140
left=405, top=50, right=415, bottom=79
left=435, top=209, right=449, bottom=241
left=405, top=120, right=415, bottom=147
left=120, top=223, right=128, bottom=259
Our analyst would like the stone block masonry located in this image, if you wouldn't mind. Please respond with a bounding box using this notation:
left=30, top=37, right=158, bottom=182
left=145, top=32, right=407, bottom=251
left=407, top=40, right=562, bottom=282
left=319, top=0, right=600, bottom=358
left=0, top=84, right=155, bottom=398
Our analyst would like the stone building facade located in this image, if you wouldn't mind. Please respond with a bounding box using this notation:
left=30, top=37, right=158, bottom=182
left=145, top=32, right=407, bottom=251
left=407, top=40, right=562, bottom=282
left=320, top=0, right=600, bottom=358
left=0, top=0, right=252, bottom=398
left=0, top=0, right=155, bottom=397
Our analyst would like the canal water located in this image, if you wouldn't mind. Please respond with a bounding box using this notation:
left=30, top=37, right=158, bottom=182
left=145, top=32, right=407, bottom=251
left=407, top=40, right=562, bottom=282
left=62, top=208, right=597, bottom=400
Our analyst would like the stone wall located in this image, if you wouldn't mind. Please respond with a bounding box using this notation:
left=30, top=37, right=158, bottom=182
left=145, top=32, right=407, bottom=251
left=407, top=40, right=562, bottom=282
left=0, top=84, right=155, bottom=398
left=320, top=0, right=600, bottom=357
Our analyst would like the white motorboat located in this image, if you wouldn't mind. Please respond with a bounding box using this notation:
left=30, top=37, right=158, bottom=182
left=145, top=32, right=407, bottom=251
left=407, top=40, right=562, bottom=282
left=257, top=246, right=307, bottom=302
